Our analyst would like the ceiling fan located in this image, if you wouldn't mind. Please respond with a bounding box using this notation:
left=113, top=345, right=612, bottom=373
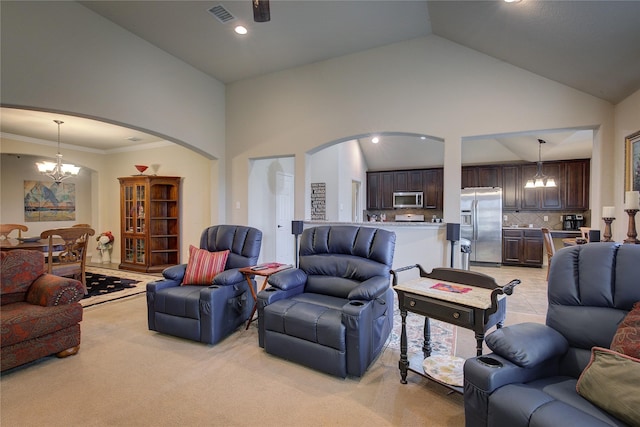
left=253, top=0, right=270, bottom=22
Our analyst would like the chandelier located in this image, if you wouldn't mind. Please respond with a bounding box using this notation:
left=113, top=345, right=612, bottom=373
left=36, top=120, right=80, bottom=183
left=524, top=139, right=556, bottom=188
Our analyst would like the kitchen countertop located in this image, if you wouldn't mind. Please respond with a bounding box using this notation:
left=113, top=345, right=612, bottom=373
left=306, top=220, right=445, bottom=227
left=502, top=227, right=581, bottom=236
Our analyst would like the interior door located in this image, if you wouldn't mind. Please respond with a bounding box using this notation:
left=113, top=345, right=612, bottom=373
left=275, top=172, right=294, bottom=264
left=351, top=180, right=361, bottom=222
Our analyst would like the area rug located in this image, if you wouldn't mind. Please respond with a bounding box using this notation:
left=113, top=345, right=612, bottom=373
left=386, top=293, right=457, bottom=357
left=81, top=267, right=159, bottom=308
left=84, top=272, right=139, bottom=299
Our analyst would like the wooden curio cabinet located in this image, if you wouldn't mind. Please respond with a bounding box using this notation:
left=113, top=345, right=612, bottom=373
left=118, top=176, right=181, bottom=273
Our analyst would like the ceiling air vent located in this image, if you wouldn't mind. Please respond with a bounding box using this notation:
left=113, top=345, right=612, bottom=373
left=208, top=4, right=236, bottom=24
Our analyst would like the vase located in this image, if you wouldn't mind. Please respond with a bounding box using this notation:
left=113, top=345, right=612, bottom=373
left=101, top=249, right=112, bottom=264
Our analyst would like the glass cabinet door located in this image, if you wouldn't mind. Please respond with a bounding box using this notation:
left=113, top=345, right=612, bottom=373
left=124, top=185, right=134, bottom=232
left=122, top=181, right=147, bottom=266
left=136, top=184, right=145, bottom=233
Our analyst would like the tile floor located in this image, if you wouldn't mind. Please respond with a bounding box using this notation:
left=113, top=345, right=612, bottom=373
left=455, top=263, right=548, bottom=358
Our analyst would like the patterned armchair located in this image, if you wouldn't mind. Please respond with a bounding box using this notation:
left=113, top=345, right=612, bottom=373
left=1, top=250, right=85, bottom=372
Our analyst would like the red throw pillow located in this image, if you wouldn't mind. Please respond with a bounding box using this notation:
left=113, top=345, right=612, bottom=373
left=610, top=301, right=640, bottom=359
left=182, top=245, right=229, bottom=285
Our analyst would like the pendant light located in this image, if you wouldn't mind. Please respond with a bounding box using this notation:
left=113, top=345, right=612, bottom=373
left=524, top=139, right=556, bottom=189
left=36, top=120, right=80, bottom=183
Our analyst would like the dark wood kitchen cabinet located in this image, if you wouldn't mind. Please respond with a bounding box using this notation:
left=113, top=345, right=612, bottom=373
left=423, top=168, right=443, bottom=209
left=394, top=170, right=423, bottom=192
left=366, top=171, right=394, bottom=209
left=502, top=229, right=543, bottom=267
left=463, top=159, right=589, bottom=212
left=366, top=172, right=380, bottom=210
left=367, top=168, right=443, bottom=210
left=462, top=165, right=502, bottom=188
left=564, top=160, right=590, bottom=210
left=521, top=163, right=563, bottom=210
left=502, top=165, right=520, bottom=211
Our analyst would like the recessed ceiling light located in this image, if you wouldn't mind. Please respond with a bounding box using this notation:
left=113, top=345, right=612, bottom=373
left=371, top=137, right=380, bottom=144
left=235, top=25, right=248, bottom=35
left=420, top=136, right=426, bottom=140
left=504, top=0, right=522, bottom=3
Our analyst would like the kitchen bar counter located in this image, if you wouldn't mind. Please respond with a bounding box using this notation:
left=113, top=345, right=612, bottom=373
left=306, top=220, right=445, bottom=227
left=303, top=221, right=449, bottom=271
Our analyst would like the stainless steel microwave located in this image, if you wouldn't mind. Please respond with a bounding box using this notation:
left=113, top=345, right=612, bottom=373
left=393, top=192, right=423, bottom=208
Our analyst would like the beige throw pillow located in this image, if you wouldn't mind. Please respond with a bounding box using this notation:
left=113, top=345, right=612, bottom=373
left=576, top=346, right=640, bottom=427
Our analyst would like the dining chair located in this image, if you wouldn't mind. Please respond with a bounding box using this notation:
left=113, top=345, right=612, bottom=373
left=40, top=227, right=95, bottom=288
left=0, top=224, right=28, bottom=239
left=579, top=227, right=591, bottom=242
left=541, top=228, right=555, bottom=280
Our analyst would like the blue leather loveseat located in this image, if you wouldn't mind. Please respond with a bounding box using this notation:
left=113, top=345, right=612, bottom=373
left=464, top=242, right=640, bottom=426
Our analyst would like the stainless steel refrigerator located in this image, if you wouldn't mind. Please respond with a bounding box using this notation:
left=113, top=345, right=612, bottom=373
left=461, top=187, right=502, bottom=264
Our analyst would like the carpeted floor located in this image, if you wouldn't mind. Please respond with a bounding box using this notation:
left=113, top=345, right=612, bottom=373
left=0, top=264, right=547, bottom=426
left=0, top=294, right=465, bottom=426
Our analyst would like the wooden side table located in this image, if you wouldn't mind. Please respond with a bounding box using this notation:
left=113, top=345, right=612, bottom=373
left=239, top=263, right=293, bottom=329
left=391, top=265, right=520, bottom=389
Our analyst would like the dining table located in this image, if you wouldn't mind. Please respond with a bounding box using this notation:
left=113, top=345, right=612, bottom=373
left=562, top=238, right=589, bottom=247
left=0, top=237, right=66, bottom=252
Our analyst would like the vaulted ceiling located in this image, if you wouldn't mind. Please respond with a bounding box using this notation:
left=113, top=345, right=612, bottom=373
left=3, top=1, right=639, bottom=168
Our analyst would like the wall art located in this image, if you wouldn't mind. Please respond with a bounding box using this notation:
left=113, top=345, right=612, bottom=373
left=24, top=180, right=76, bottom=222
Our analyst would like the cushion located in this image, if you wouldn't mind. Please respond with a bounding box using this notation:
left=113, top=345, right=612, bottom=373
left=485, top=322, right=569, bottom=367
left=610, top=301, right=640, bottom=358
left=182, top=245, right=229, bottom=285
left=576, top=347, right=640, bottom=426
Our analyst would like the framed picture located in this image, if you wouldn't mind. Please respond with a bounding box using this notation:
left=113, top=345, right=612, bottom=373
left=625, top=131, right=640, bottom=192
left=24, top=180, right=76, bottom=222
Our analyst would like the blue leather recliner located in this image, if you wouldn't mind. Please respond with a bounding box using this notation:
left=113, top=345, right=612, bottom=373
left=146, top=225, right=262, bottom=345
left=464, top=242, right=640, bottom=427
left=257, top=225, right=396, bottom=378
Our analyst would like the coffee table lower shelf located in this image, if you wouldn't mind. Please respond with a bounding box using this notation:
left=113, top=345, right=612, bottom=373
left=407, top=354, right=463, bottom=395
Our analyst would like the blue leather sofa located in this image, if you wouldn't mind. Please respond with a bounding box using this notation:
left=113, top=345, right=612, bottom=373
left=257, top=225, right=396, bottom=378
left=464, top=242, right=640, bottom=426
left=147, top=225, right=262, bottom=345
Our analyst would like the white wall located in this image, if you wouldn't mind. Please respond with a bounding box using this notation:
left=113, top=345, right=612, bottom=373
left=613, top=89, right=640, bottom=241
left=1, top=137, right=213, bottom=264
left=1, top=1, right=226, bottom=223
left=0, top=153, right=93, bottom=234
left=248, top=156, right=295, bottom=263
left=308, top=139, right=367, bottom=222
left=105, top=145, right=213, bottom=264
left=2, top=2, right=632, bottom=263
left=309, top=145, right=340, bottom=221
left=226, top=36, right=614, bottom=229
left=339, top=140, right=368, bottom=222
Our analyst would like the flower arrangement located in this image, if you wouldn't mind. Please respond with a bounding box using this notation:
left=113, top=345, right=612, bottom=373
left=97, top=231, right=115, bottom=251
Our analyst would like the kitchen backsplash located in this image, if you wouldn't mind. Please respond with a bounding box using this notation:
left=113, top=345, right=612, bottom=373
left=503, top=211, right=591, bottom=230
left=365, top=209, right=592, bottom=229
left=365, top=209, right=443, bottom=222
